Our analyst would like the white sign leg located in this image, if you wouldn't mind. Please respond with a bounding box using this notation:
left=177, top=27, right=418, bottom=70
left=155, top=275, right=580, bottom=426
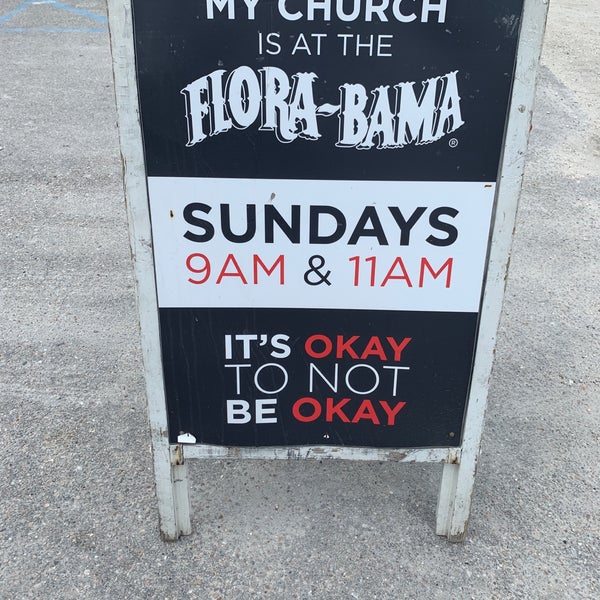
left=107, top=0, right=192, bottom=541
left=436, top=0, right=549, bottom=542
left=436, top=463, right=459, bottom=538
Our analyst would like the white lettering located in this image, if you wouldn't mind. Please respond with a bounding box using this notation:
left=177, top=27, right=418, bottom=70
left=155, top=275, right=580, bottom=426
left=206, top=0, right=234, bottom=19
left=227, top=400, right=251, bottom=424
left=255, top=399, right=278, bottom=423
left=421, top=0, right=447, bottom=23
left=181, top=66, right=464, bottom=149
left=278, top=0, right=302, bottom=20
left=205, top=0, right=449, bottom=22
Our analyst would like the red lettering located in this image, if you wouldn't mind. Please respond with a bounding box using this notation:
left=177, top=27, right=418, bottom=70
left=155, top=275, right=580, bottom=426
left=305, top=334, right=333, bottom=359
left=253, top=254, right=284, bottom=284
left=386, top=336, right=412, bottom=361
left=351, top=399, right=380, bottom=424
left=336, top=335, right=360, bottom=359
left=186, top=253, right=211, bottom=284
left=292, top=397, right=322, bottom=422
left=292, top=397, right=407, bottom=426
left=216, top=253, right=248, bottom=284
left=325, top=397, right=351, bottom=422
left=419, top=257, right=453, bottom=288
left=379, top=400, right=406, bottom=425
left=380, top=257, right=413, bottom=287
left=360, top=336, right=387, bottom=360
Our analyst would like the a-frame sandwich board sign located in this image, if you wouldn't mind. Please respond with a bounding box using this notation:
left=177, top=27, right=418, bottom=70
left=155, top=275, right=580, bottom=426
left=108, top=0, right=549, bottom=541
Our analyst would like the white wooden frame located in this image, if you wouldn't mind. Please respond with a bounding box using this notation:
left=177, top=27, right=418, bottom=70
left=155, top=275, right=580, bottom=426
left=107, top=0, right=549, bottom=542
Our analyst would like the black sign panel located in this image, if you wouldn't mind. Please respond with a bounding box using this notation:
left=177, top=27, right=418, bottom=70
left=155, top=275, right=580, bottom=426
left=133, top=0, right=524, bottom=182
left=160, top=308, right=476, bottom=447
left=131, top=0, right=524, bottom=447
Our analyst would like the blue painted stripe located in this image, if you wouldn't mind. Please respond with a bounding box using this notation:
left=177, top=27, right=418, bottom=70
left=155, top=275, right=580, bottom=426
left=0, top=26, right=106, bottom=33
left=0, top=1, right=33, bottom=24
left=0, top=0, right=107, bottom=26
left=47, top=1, right=108, bottom=24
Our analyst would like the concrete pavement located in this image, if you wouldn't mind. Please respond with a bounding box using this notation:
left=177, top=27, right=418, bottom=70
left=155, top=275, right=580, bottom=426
left=0, top=1, right=598, bottom=598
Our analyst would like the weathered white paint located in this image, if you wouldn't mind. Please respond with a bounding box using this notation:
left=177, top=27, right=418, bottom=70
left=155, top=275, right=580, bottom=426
left=435, top=0, right=549, bottom=542
left=435, top=463, right=459, bottom=536
left=171, top=445, right=192, bottom=537
left=183, top=444, right=459, bottom=463
left=106, top=0, right=191, bottom=541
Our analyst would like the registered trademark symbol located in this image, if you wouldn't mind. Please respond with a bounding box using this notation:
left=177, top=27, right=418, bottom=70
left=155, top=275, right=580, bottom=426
left=449, top=138, right=459, bottom=148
